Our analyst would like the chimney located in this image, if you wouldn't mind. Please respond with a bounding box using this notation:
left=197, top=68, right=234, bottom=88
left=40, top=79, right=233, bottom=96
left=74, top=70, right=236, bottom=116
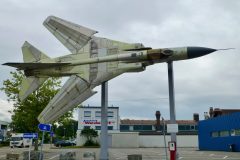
left=155, top=111, right=161, bottom=131
left=209, top=107, right=214, bottom=118
left=193, top=113, right=199, bottom=122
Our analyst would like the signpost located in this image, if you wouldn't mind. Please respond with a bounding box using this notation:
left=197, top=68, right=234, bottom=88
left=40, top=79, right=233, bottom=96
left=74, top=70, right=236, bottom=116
left=23, top=133, right=38, bottom=139
left=50, top=132, right=54, bottom=148
left=38, top=123, right=51, bottom=160
left=23, top=133, right=38, bottom=160
left=38, top=124, right=51, bottom=132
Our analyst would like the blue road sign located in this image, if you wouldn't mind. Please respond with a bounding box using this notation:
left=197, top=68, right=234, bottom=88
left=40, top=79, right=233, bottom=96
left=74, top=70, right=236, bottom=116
left=38, top=123, right=51, bottom=132
left=50, top=132, right=54, bottom=137
left=23, top=133, right=38, bottom=139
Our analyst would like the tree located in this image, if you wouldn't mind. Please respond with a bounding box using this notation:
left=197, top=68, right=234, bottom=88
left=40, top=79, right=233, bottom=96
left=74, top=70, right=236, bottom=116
left=0, top=71, right=73, bottom=149
left=80, top=128, right=99, bottom=146
left=53, top=119, right=78, bottom=140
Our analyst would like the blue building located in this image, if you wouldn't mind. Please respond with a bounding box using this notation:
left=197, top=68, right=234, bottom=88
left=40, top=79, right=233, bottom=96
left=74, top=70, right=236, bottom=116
left=198, top=112, right=240, bottom=151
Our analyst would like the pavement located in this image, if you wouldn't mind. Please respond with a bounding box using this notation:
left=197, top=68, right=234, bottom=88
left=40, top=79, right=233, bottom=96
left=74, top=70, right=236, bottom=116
left=0, top=145, right=239, bottom=160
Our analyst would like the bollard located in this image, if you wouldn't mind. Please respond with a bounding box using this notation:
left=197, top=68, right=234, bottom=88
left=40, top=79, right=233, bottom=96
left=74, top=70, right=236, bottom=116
left=83, top=152, right=96, bottom=160
left=128, top=154, right=142, bottom=160
left=59, top=152, right=76, bottom=160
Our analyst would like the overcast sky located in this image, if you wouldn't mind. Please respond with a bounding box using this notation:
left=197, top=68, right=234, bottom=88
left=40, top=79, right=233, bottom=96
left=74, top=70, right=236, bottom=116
left=0, top=0, right=240, bottom=122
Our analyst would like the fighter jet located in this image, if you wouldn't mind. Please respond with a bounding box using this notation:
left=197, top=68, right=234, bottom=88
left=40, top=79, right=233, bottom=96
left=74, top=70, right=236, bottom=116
left=3, top=16, right=218, bottom=123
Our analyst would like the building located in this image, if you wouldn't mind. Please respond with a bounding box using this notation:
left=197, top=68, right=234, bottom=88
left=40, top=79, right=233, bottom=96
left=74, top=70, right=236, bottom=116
left=120, top=119, right=198, bottom=134
left=199, top=108, right=240, bottom=152
left=0, top=120, right=9, bottom=141
left=77, top=106, right=120, bottom=131
left=76, top=106, right=199, bottom=147
left=76, top=106, right=120, bottom=146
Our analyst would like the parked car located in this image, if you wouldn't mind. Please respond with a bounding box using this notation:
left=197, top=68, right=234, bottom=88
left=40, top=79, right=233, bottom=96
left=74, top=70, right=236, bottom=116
left=54, top=140, right=76, bottom=147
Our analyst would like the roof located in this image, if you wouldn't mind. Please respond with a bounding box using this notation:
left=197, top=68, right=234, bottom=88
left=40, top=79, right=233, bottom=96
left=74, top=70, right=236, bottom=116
left=80, top=106, right=119, bottom=109
left=120, top=119, right=197, bottom=125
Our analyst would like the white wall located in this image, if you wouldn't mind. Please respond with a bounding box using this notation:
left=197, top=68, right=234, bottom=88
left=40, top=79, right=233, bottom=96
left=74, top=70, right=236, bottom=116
left=111, top=132, right=139, bottom=148
left=77, top=130, right=198, bottom=148
left=139, top=135, right=198, bottom=147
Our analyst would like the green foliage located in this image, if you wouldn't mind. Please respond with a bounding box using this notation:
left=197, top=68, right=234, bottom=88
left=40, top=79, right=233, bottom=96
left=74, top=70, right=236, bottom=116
left=80, top=128, right=99, bottom=146
left=0, top=140, right=10, bottom=147
left=84, top=140, right=100, bottom=147
left=53, top=119, right=78, bottom=139
left=0, top=71, right=73, bottom=133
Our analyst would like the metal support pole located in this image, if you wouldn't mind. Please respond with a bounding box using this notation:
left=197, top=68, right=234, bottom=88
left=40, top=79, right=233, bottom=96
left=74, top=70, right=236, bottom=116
left=100, top=81, right=109, bottom=160
left=162, top=117, right=168, bottom=160
left=167, top=61, right=177, bottom=160
left=39, top=131, right=44, bottom=160
left=28, top=142, right=31, bottom=160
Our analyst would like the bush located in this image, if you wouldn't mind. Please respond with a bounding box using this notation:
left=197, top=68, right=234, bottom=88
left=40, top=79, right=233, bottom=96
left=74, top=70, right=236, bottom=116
left=0, top=141, right=9, bottom=147
left=84, top=140, right=99, bottom=147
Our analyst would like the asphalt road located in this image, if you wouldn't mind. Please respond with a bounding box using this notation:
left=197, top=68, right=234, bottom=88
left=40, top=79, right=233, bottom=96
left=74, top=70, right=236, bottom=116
left=0, top=145, right=239, bottom=160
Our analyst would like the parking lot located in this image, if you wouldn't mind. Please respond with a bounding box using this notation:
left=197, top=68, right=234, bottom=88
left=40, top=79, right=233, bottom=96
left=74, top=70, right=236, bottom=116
left=0, top=145, right=239, bottom=160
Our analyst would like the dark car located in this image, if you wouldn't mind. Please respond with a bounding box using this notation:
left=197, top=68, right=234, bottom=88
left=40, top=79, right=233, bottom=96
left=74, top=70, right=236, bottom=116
left=54, top=140, right=76, bottom=147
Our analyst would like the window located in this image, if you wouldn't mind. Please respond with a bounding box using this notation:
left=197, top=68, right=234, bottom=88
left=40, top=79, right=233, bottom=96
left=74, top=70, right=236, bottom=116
left=95, top=111, right=101, bottom=118
left=120, top=125, right=130, bottom=131
left=231, top=129, right=236, bottom=136
left=95, top=126, right=101, bottom=130
left=108, top=111, right=114, bottom=118
left=211, top=131, right=219, bottom=137
left=142, top=125, right=153, bottom=131
left=178, top=125, right=185, bottom=131
left=95, top=126, right=113, bottom=130
left=94, top=111, right=114, bottom=118
left=190, top=125, right=195, bottom=130
left=84, top=126, right=90, bottom=129
left=185, top=125, right=190, bottom=130
left=220, top=130, right=229, bottom=137
left=235, top=129, right=240, bottom=136
left=11, top=137, right=23, bottom=141
left=84, top=111, right=91, bottom=117
left=195, top=125, right=198, bottom=130
left=133, top=125, right=142, bottom=131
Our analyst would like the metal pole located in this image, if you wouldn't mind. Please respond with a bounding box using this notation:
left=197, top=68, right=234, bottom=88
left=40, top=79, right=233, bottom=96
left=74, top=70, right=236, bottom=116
left=162, top=117, right=168, bottom=160
left=29, top=139, right=31, bottom=160
left=100, top=81, right=109, bottom=160
left=39, top=131, right=44, bottom=160
left=167, top=61, right=178, bottom=159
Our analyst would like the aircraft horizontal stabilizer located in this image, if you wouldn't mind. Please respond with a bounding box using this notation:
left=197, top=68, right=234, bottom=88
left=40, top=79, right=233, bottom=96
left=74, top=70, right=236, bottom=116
left=43, top=16, right=98, bottom=54
left=38, top=75, right=97, bottom=123
left=19, top=77, right=48, bottom=101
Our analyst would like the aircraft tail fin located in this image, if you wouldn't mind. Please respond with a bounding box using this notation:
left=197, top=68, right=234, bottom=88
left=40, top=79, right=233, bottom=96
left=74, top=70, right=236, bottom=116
left=22, top=41, right=52, bottom=63
left=18, top=41, right=52, bottom=101
left=19, top=77, right=48, bottom=101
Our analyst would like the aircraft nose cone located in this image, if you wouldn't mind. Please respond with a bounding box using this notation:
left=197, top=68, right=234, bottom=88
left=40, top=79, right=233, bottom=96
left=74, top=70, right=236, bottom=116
left=187, top=47, right=217, bottom=59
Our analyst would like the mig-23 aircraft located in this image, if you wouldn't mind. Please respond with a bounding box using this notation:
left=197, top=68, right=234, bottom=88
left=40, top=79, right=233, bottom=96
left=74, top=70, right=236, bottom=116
left=3, top=16, right=219, bottom=123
